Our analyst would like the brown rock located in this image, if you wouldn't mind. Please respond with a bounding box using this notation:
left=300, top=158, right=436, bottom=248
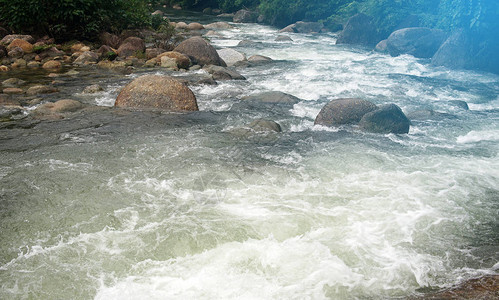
left=11, top=58, right=27, bottom=68
left=146, top=48, right=166, bottom=60
left=26, top=85, right=59, bottom=96
left=156, top=51, right=191, bottom=69
left=70, top=43, right=86, bottom=53
left=0, top=94, right=20, bottom=106
left=414, top=275, right=498, bottom=300
left=0, top=65, right=9, bottom=72
left=42, top=60, right=62, bottom=69
left=173, top=36, right=225, bottom=66
left=1, top=35, right=35, bottom=44
left=115, top=75, right=198, bottom=111
left=99, top=32, right=121, bottom=49
left=39, top=47, right=64, bottom=59
left=204, top=22, right=233, bottom=30
left=83, top=84, right=104, bottom=94
left=3, top=87, right=23, bottom=94
left=176, top=22, right=188, bottom=30
left=73, top=51, right=99, bottom=65
left=27, top=61, right=40, bottom=68
left=117, top=37, right=145, bottom=57
left=187, top=22, right=205, bottom=30
left=314, top=98, right=378, bottom=126
left=7, top=39, right=33, bottom=53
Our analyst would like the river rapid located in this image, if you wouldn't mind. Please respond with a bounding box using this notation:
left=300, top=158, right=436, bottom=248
left=1, top=10, right=498, bottom=299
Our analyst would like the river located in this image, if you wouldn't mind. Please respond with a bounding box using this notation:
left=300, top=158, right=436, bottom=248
left=0, top=10, right=498, bottom=299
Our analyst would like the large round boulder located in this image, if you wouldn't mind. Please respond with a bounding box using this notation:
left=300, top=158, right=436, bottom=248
left=233, top=9, right=258, bottom=23
left=7, top=39, right=33, bottom=53
left=359, top=104, right=410, bottom=134
left=336, top=13, right=378, bottom=47
left=115, top=75, right=198, bottom=111
left=173, top=36, right=226, bottom=66
left=117, top=37, right=145, bottom=58
left=386, top=27, right=446, bottom=58
left=314, top=98, right=378, bottom=126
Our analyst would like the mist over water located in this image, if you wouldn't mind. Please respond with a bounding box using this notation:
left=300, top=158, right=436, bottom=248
left=1, top=12, right=498, bottom=299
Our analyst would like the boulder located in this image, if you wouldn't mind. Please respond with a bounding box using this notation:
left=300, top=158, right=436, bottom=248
left=27, top=61, right=40, bottom=68
left=290, top=21, right=324, bottom=33
left=0, top=65, right=10, bottom=72
left=386, top=27, right=446, bottom=58
left=1, top=35, right=35, bottom=44
left=70, top=43, right=86, bottom=53
left=42, top=60, right=62, bottom=69
left=97, top=45, right=117, bottom=60
left=83, top=84, right=104, bottom=94
left=175, top=22, right=188, bottom=30
left=11, top=58, right=27, bottom=68
left=26, top=85, right=59, bottom=96
left=315, top=98, right=378, bottom=126
left=151, top=10, right=163, bottom=16
left=117, top=37, right=145, bottom=58
left=173, top=36, right=226, bottom=66
left=431, top=30, right=474, bottom=69
left=248, top=55, right=272, bottom=62
left=275, top=35, right=293, bottom=42
left=7, top=39, right=33, bottom=53
left=161, top=56, right=178, bottom=69
left=358, top=104, right=410, bottom=134
left=73, top=51, right=99, bottom=65
left=99, top=32, right=121, bottom=49
left=146, top=48, right=166, bottom=60
left=156, top=51, right=191, bottom=69
left=7, top=47, right=24, bottom=58
left=216, top=48, right=246, bottom=66
left=279, top=25, right=295, bottom=33
left=204, top=22, right=233, bottom=30
left=39, top=47, right=64, bottom=59
left=248, top=119, right=282, bottom=132
left=2, top=78, right=26, bottom=87
left=115, top=75, right=198, bottom=111
left=242, top=91, right=300, bottom=104
left=336, top=13, right=378, bottom=46
left=187, top=22, right=204, bottom=30
left=33, top=99, right=84, bottom=117
left=3, top=87, right=24, bottom=94
left=233, top=9, right=258, bottom=23
left=203, top=65, right=245, bottom=80
left=374, top=39, right=388, bottom=53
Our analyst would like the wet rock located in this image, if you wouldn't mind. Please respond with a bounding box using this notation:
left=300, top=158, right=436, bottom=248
left=39, top=47, right=64, bottom=59
left=359, top=104, right=410, bottom=134
left=117, top=37, right=145, bottom=58
left=216, top=48, right=246, bottom=66
left=11, top=58, right=27, bottom=68
left=156, top=51, right=191, bottom=69
left=0, top=94, right=20, bottom=106
left=97, top=45, right=117, bottom=60
left=375, top=39, right=388, bottom=53
left=33, top=99, right=85, bottom=119
left=242, top=91, right=300, bottom=104
left=7, top=39, right=33, bottom=53
left=174, top=36, right=226, bottom=66
left=203, top=65, right=245, bottom=80
left=73, top=51, right=99, bottom=65
left=248, top=119, right=282, bottom=132
left=336, top=13, right=379, bottom=47
left=1, top=35, right=35, bottom=44
left=27, top=61, right=40, bottom=68
left=238, top=40, right=260, bottom=47
left=83, top=84, right=104, bottom=94
left=161, top=56, right=178, bottom=69
left=3, top=87, right=23, bottom=94
left=414, top=275, right=498, bottom=300
left=233, top=9, right=258, bottom=23
left=115, top=75, right=198, bottom=111
left=448, top=100, right=469, bottom=110
left=279, top=21, right=323, bottom=34
left=0, top=106, right=24, bottom=121
left=387, top=27, right=446, bottom=58
left=204, top=22, right=233, bottom=30
left=275, top=35, right=293, bottom=42
left=315, top=98, right=378, bottom=126
left=26, top=85, right=59, bottom=96
left=8, top=47, right=24, bottom=58
left=247, top=55, right=273, bottom=62
left=187, top=22, right=204, bottom=30
left=70, top=43, right=86, bottom=53
left=42, top=60, right=62, bottom=69
left=2, top=78, right=26, bottom=87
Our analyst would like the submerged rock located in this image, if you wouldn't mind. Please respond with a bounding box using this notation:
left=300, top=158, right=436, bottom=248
left=315, top=98, right=378, bottom=126
left=336, top=13, right=378, bottom=47
left=248, top=119, right=282, bottom=132
left=83, top=84, right=104, bottom=94
left=174, top=36, right=226, bottom=66
left=413, top=275, right=498, bottom=300
left=386, top=27, right=446, bottom=58
left=275, top=35, right=293, bottom=42
left=358, top=104, right=410, bottom=134
left=203, top=65, right=245, bottom=80
left=115, top=75, right=198, bottom=111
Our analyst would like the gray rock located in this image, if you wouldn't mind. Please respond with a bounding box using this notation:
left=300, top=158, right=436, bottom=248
left=2, top=78, right=26, bottom=87
left=315, top=98, right=378, bottom=126
left=242, top=91, right=300, bottom=104
left=359, top=104, right=410, bottom=134
left=386, top=27, right=446, bottom=58
left=248, top=119, right=282, bottom=132
left=216, top=48, right=246, bottom=66
left=247, top=55, right=272, bottom=62
left=448, top=100, right=469, bottom=110
left=233, top=9, right=258, bottom=23
left=73, top=51, right=99, bottom=65
left=375, top=39, right=388, bottom=53
left=1, top=34, right=35, bottom=44
left=275, top=35, right=293, bottom=42
left=431, top=29, right=473, bottom=70
left=336, top=14, right=379, bottom=47
left=204, top=22, right=234, bottom=30
left=203, top=65, right=245, bottom=80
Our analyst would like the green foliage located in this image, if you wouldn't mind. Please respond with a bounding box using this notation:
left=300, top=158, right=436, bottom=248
left=0, top=0, right=151, bottom=41
left=32, top=44, right=57, bottom=53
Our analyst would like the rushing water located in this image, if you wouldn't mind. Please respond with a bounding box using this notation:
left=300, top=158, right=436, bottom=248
left=1, top=11, right=498, bottom=299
